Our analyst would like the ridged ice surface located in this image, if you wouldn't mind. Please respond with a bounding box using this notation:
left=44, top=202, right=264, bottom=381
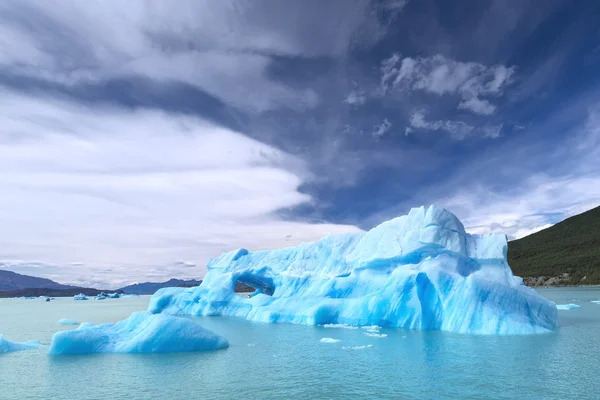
left=48, top=311, right=229, bottom=355
left=149, top=205, right=558, bottom=335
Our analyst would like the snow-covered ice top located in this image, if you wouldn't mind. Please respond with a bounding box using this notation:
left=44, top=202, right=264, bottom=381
left=149, top=205, right=558, bottom=335
left=48, top=311, right=229, bottom=355
left=73, top=293, right=88, bottom=300
left=0, top=334, right=41, bottom=353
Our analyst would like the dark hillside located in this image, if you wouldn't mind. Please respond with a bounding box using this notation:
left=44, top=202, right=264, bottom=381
left=508, top=205, right=600, bottom=285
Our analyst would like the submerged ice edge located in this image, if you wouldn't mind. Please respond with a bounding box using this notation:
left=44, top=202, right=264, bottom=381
left=0, top=334, right=41, bottom=353
left=148, top=205, right=559, bottom=335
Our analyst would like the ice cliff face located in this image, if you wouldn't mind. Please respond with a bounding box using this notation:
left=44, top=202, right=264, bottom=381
left=149, top=206, right=558, bottom=335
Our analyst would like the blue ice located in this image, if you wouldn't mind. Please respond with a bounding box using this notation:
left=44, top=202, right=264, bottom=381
left=556, top=304, right=581, bottom=310
left=149, top=205, right=559, bottom=335
left=57, top=319, right=80, bottom=325
left=0, top=334, right=41, bottom=353
left=73, top=293, right=88, bottom=300
left=48, top=311, right=229, bottom=355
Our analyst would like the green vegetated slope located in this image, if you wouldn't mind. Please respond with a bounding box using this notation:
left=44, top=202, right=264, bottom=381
left=508, top=205, right=600, bottom=285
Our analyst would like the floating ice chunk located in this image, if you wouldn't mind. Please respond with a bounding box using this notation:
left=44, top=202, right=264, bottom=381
left=0, top=334, right=41, bottom=353
left=363, top=332, right=387, bottom=338
left=57, top=319, right=80, bottom=325
left=342, top=344, right=373, bottom=350
left=556, top=304, right=581, bottom=310
left=95, top=295, right=107, bottom=300
left=591, top=300, right=600, bottom=304
left=48, top=311, right=229, bottom=355
left=361, top=325, right=381, bottom=331
left=73, top=293, right=88, bottom=300
left=320, top=338, right=341, bottom=343
left=247, top=343, right=256, bottom=347
left=149, top=205, right=559, bottom=335
left=107, top=293, right=120, bottom=298
left=322, top=324, right=358, bottom=330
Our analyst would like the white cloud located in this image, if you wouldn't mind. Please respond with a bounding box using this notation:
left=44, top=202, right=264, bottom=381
left=435, top=106, right=600, bottom=239
left=372, top=119, right=392, bottom=138
left=344, top=90, right=367, bottom=105
left=381, top=54, right=514, bottom=115
left=0, top=90, right=361, bottom=287
left=407, top=110, right=474, bottom=140
left=0, top=0, right=398, bottom=114
left=482, top=123, right=503, bottom=139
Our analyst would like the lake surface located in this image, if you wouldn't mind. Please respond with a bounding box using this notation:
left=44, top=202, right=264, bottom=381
left=1, top=288, right=599, bottom=400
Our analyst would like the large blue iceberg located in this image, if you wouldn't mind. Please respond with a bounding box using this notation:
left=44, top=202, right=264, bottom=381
left=149, top=206, right=558, bottom=335
left=0, top=334, right=41, bottom=353
left=48, top=311, right=229, bottom=355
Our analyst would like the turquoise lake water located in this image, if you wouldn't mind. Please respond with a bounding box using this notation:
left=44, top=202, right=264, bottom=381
left=1, top=288, right=599, bottom=400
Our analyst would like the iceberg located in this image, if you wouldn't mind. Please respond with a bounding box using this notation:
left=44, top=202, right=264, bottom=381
left=73, top=293, right=88, bottom=300
left=48, top=311, right=229, bottom=355
left=320, top=338, right=341, bottom=343
left=57, top=319, right=80, bottom=325
left=148, top=206, right=559, bottom=335
left=556, top=304, right=581, bottom=310
left=0, top=334, right=41, bottom=353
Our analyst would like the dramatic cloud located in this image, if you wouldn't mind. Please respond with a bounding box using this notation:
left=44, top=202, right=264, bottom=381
left=0, top=90, right=360, bottom=287
left=0, top=0, right=397, bottom=114
left=381, top=54, right=514, bottom=115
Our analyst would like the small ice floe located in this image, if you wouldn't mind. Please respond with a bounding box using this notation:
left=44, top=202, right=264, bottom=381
left=247, top=343, right=256, bottom=347
left=57, top=319, right=80, bottom=325
left=363, top=332, right=387, bottom=338
left=0, top=334, right=41, bottom=353
left=556, top=304, right=581, bottom=310
left=322, top=324, right=358, bottom=329
left=361, top=325, right=381, bottom=332
left=591, top=300, right=600, bottom=304
left=342, top=344, right=372, bottom=350
left=320, top=338, right=341, bottom=343
left=73, top=293, right=88, bottom=300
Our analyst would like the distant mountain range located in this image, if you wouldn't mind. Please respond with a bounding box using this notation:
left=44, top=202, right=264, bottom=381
left=0, top=269, right=254, bottom=297
left=118, top=279, right=203, bottom=294
left=0, top=269, right=119, bottom=298
left=0, top=269, right=74, bottom=291
left=118, top=279, right=253, bottom=294
left=508, top=205, right=600, bottom=286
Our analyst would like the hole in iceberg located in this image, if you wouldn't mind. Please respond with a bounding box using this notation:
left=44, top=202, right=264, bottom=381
left=235, top=272, right=276, bottom=296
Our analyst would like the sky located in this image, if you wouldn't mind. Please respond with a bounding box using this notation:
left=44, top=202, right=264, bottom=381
left=1, top=0, right=600, bottom=288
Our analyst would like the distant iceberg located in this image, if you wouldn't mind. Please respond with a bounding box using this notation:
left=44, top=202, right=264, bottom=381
left=57, top=319, right=80, bottom=325
left=149, top=206, right=559, bottom=335
left=320, top=338, right=341, bottom=343
left=48, top=311, right=229, bottom=355
left=73, top=293, right=88, bottom=300
left=556, top=304, right=581, bottom=310
left=0, top=334, right=41, bottom=353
